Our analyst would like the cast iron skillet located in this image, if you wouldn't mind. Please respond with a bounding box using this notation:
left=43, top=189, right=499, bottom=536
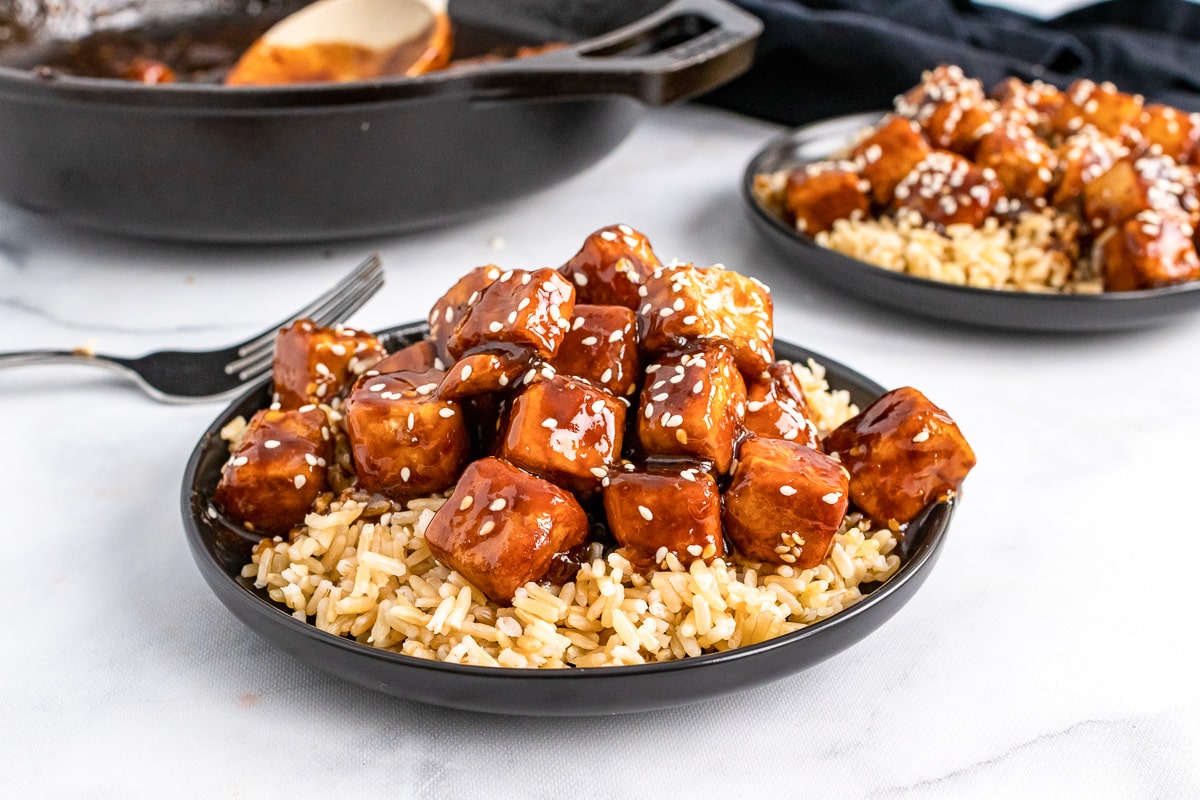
left=181, top=321, right=955, bottom=716
left=743, top=112, right=1200, bottom=333
left=0, top=0, right=760, bottom=242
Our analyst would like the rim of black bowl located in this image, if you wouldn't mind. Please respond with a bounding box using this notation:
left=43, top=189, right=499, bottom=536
left=741, top=111, right=1200, bottom=331
left=182, top=322, right=954, bottom=683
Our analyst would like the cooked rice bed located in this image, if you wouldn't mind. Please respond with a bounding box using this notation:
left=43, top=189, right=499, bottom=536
left=241, top=361, right=903, bottom=669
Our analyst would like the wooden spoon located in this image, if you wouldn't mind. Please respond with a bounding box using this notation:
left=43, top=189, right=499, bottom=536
left=226, top=0, right=451, bottom=86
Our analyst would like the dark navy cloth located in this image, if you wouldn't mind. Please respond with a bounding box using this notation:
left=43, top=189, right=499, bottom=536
left=702, top=0, right=1200, bottom=123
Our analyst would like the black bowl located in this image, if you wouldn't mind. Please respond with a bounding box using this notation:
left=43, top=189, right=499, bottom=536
left=743, top=112, right=1200, bottom=333
left=181, top=322, right=955, bottom=715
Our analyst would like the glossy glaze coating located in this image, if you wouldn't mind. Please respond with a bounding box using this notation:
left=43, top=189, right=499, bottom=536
left=427, top=265, right=502, bottom=364
left=1099, top=213, right=1200, bottom=291
left=369, top=339, right=441, bottom=375
left=991, top=77, right=1063, bottom=138
left=499, top=374, right=625, bottom=495
left=272, top=319, right=385, bottom=408
left=423, top=457, right=589, bottom=603
left=892, top=150, right=1003, bottom=228
left=1137, top=104, right=1200, bottom=162
left=744, top=361, right=820, bottom=450
left=974, top=122, right=1057, bottom=207
left=550, top=304, right=640, bottom=397
left=849, top=115, right=932, bottom=205
left=722, top=437, right=849, bottom=567
left=824, top=386, right=976, bottom=528
left=636, top=345, right=745, bottom=474
left=1083, top=154, right=1199, bottom=233
left=343, top=369, right=469, bottom=499
left=784, top=163, right=871, bottom=235
left=602, top=467, right=722, bottom=569
left=449, top=268, right=576, bottom=361
left=437, top=350, right=528, bottom=401
left=558, top=223, right=662, bottom=309
left=1052, top=127, right=1126, bottom=209
left=638, top=263, right=774, bottom=374
left=895, top=65, right=993, bottom=155
left=213, top=406, right=332, bottom=535
left=1052, top=79, right=1143, bottom=139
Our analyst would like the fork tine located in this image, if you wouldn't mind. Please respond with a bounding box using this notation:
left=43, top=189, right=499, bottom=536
left=223, top=267, right=386, bottom=377
left=235, top=254, right=382, bottom=358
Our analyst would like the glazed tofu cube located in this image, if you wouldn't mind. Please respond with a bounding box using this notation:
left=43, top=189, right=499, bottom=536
left=974, top=122, right=1057, bottom=207
left=214, top=406, right=332, bottom=535
left=824, top=387, right=976, bottom=528
left=851, top=115, right=932, bottom=205
left=499, top=375, right=625, bottom=495
left=559, top=224, right=662, bottom=309
left=343, top=370, right=470, bottom=500
left=991, top=77, right=1064, bottom=136
left=273, top=320, right=385, bottom=408
left=744, top=362, right=820, bottom=450
left=1098, top=212, right=1200, bottom=291
left=427, top=265, right=502, bottom=364
left=1053, top=79, right=1143, bottom=139
left=436, top=351, right=527, bottom=401
left=1052, top=128, right=1127, bottom=208
left=448, top=268, right=576, bottom=361
left=602, top=468, right=723, bottom=568
left=637, top=346, right=746, bottom=475
left=639, top=264, right=774, bottom=375
left=721, top=437, right=849, bottom=567
left=1083, top=154, right=1199, bottom=232
left=895, top=65, right=995, bottom=154
left=423, top=457, right=589, bottom=603
left=893, top=151, right=1003, bottom=228
left=368, top=340, right=441, bottom=375
left=784, top=162, right=872, bottom=235
left=550, top=304, right=640, bottom=397
left=1136, top=104, right=1200, bottom=162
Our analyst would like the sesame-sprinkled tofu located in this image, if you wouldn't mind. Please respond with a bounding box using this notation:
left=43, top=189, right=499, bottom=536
left=892, top=150, right=1004, bottom=228
left=272, top=319, right=385, bottom=408
left=636, top=345, right=746, bottom=475
left=824, top=387, right=976, bottom=529
left=558, top=223, right=662, bottom=309
left=850, top=115, right=932, bottom=205
left=783, top=161, right=872, bottom=235
left=1052, top=127, right=1128, bottom=208
left=214, top=406, right=332, bottom=535
left=1053, top=79, right=1143, bottom=139
left=602, top=468, right=723, bottom=569
left=343, top=369, right=470, bottom=500
left=974, top=122, right=1058, bottom=207
left=721, top=437, right=849, bottom=568
left=990, top=77, right=1064, bottom=137
left=423, top=457, right=589, bottom=603
left=498, top=374, right=625, bottom=495
left=894, top=65, right=995, bottom=155
left=550, top=304, right=641, bottom=397
left=743, top=362, right=820, bottom=450
left=436, top=351, right=528, bottom=402
left=1135, top=104, right=1200, bottom=162
left=427, top=265, right=502, bottom=364
left=638, top=263, right=774, bottom=375
left=1083, top=154, right=1199, bottom=232
left=448, top=267, right=576, bottom=362
left=368, top=339, right=442, bottom=376
left=1097, top=212, right=1200, bottom=291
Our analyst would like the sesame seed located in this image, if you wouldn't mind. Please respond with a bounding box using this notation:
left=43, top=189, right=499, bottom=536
left=460, top=495, right=474, bottom=511
left=682, top=315, right=698, bottom=325
left=231, top=456, right=249, bottom=467
left=675, top=429, right=688, bottom=444
left=573, top=273, right=588, bottom=287
left=623, top=235, right=640, bottom=248
left=416, top=383, right=437, bottom=395
left=822, top=492, right=842, bottom=504
left=665, top=414, right=684, bottom=428
left=479, top=520, right=496, bottom=536
left=542, top=418, right=558, bottom=429
left=590, top=467, right=607, bottom=479
left=686, top=545, right=702, bottom=557
left=444, top=307, right=454, bottom=324
left=655, top=546, right=669, bottom=563
left=407, top=412, right=415, bottom=430
left=600, top=368, right=613, bottom=383
left=581, top=336, right=598, bottom=346
left=299, top=404, right=317, bottom=413
left=521, top=273, right=531, bottom=285
left=779, top=485, right=797, bottom=496
left=600, top=230, right=618, bottom=241
left=490, top=498, right=507, bottom=511
left=518, top=298, right=531, bottom=311
left=489, top=321, right=503, bottom=333
left=439, top=408, right=455, bottom=418
left=507, top=311, right=518, bottom=325
left=304, top=453, right=318, bottom=466
left=618, top=224, right=634, bottom=235
left=638, top=505, right=654, bottom=521
left=591, top=400, right=606, bottom=413
left=401, top=467, right=411, bottom=482
left=659, top=308, right=674, bottom=317
left=498, top=374, right=509, bottom=387
left=461, top=364, right=473, bottom=381
left=912, top=430, right=930, bottom=443
left=264, top=440, right=280, bottom=449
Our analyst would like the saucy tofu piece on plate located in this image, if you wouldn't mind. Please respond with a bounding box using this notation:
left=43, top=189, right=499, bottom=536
left=499, top=374, right=625, bottom=495
left=824, top=387, right=976, bottom=528
left=1098, top=212, right=1200, bottom=291
left=427, top=265, right=502, bottom=364
left=343, top=369, right=470, bottom=500
left=558, top=224, right=661, bottom=309
left=423, top=457, right=589, bottom=603
left=448, top=267, right=576, bottom=361
left=603, top=467, right=723, bottom=568
left=895, top=65, right=995, bottom=155
left=893, top=150, right=1004, bottom=228
left=1135, top=104, right=1200, bottom=162
left=784, top=162, right=872, bottom=235
left=638, top=263, right=774, bottom=374
left=636, top=345, right=746, bottom=475
left=1052, top=127, right=1128, bottom=208
left=272, top=319, right=385, bottom=408
left=851, top=115, right=932, bottom=205
left=550, top=304, right=641, bottom=398
left=722, top=437, right=849, bottom=568
left=990, top=77, right=1064, bottom=137
left=1053, top=79, right=1143, bottom=139
left=214, top=405, right=332, bottom=535
left=1082, top=154, right=1199, bottom=232
left=744, top=362, right=820, bottom=449
left=974, top=122, right=1057, bottom=207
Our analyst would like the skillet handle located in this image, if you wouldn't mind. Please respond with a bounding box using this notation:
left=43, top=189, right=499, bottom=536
left=467, top=0, right=763, bottom=105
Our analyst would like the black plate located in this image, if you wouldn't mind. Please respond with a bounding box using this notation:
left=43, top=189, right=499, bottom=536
left=182, top=322, right=955, bottom=715
left=743, top=112, right=1200, bottom=333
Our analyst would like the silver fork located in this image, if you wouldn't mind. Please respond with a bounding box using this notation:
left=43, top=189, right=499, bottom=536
left=0, top=254, right=385, bottom=403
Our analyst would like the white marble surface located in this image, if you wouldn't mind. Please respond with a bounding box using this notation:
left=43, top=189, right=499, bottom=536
left=2, top=103, right=1199, bottom=797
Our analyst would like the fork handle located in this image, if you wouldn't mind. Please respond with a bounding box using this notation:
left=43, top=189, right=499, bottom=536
left=0, top=350, right=126, bottom=370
